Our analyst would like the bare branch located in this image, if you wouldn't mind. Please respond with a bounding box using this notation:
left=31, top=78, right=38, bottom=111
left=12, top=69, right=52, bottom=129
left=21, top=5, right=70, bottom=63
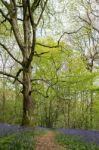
left=0, top=71, right=23, bottom=84
left=79, top=16, right=99, bottom=33
left=13, top=68, right=23, bottom=83
left=1, top=0, right=9, bottom=9
left=36, top=0, right=48, bottom=26
left=31, top=0, right=41, bottom=13
left=36, top=42, right=59, bottom=48
left=0, top=9, right=10, bottom=22
left=36, top=27, right=84, bottom=48
left=58, top=26, right=84, bottom=43
left=0, top=42, right=22, bottom=65
left=27, top=0, right=35, bottom=27
left=34, top=51, right=49, bottom=57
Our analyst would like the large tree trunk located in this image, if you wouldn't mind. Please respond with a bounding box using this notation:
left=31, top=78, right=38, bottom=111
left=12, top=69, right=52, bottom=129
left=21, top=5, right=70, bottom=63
left=0, top=0, right=47, bottom=126
left=22, top=65, right=32, bottom=126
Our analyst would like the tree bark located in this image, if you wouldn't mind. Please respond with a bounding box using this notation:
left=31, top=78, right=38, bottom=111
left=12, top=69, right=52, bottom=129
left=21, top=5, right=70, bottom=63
left=22, top=65, right=32, bottom=125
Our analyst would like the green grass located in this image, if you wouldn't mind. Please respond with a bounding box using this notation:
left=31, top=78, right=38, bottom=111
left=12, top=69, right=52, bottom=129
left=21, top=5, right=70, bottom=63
left=0, top=130, right=44, bottom=150
left=56, top=133, right=99, bottom=150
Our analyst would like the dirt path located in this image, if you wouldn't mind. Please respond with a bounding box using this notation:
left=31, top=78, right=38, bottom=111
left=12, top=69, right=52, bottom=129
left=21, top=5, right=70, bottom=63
left=36, top=131, right=66, bottom=150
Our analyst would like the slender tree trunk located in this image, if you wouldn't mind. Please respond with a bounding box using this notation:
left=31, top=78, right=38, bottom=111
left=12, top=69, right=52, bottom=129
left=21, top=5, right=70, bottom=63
left=2, top=70, right=6, bottom=121
left=67, top=100, right=70, bottom=128
left=90, top=90, right=93, bottom=128
left=2, top=86, right=6, bottom=121
left=89, top=65, right=93, bottom=129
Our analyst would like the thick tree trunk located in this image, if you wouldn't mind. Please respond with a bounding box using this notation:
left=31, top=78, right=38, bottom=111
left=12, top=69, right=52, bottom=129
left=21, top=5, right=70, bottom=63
left=22, top=66, right=32, bottom=126
left=0, top=0, right=47, bottom=127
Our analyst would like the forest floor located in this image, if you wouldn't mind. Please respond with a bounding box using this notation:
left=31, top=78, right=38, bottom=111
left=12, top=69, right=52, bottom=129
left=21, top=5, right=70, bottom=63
left=1, top=123, right=99, bottom=150
left=35, top=131, right=66, bottom=150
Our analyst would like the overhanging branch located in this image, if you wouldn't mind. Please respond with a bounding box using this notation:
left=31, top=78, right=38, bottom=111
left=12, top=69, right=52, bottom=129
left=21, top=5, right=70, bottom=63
left=36, top=26, right=84, bottom=48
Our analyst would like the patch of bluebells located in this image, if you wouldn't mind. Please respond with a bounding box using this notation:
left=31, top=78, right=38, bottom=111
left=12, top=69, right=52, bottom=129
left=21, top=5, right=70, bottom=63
left=7, top=132, right=34, bottom=150
left=57, top=128, right=99, bottom=145
left=0, top=123, right=50, bottom=138
left=0, top=123, right=99, bottom=146
left=0, top=123, right=20, bottom=137
left=0, top=124, right=43, bottom=150
left=0, top=123, right=35, bottom=137
left=0, top=124, right=50, bottom=150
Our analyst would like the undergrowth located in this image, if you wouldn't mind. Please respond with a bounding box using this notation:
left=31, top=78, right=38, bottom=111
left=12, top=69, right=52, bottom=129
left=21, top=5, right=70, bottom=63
left=56, top=133, right=99, bottom=150
left=0, top=130, right=44, bottom=150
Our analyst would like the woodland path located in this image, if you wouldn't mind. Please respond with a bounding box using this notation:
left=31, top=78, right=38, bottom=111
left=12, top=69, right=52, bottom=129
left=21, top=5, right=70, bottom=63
left=36, top=131, right=66, bottom=150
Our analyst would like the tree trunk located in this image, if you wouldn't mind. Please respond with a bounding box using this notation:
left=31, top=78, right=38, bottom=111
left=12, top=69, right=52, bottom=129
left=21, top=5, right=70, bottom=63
left=22, top=66, right=32, bottom=126
left=90, top=91, right=93, bottom=129
left=2, top=71, right=6, bottom=122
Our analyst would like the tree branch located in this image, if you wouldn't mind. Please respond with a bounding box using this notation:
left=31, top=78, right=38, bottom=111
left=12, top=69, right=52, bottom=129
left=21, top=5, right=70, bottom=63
left=13, top=68, right=23, bottom=83
left=34, top=51, right=49, bottom=57
left=36, top=0, right=48, bottom=26
left=31, top=0, right=41, bottom=13
left=0, top=71, right=23, bottom=84
left=0, top=42, right=22, bottom=65
left=36, top=27, right=83, bottom=48
left=1, top=0, right=10, bottom=10
left=36, top=42, right=59, bottom=48
left=0, top=9, right=10, bottom=22
left=79, top=16, right=99, bottom=33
